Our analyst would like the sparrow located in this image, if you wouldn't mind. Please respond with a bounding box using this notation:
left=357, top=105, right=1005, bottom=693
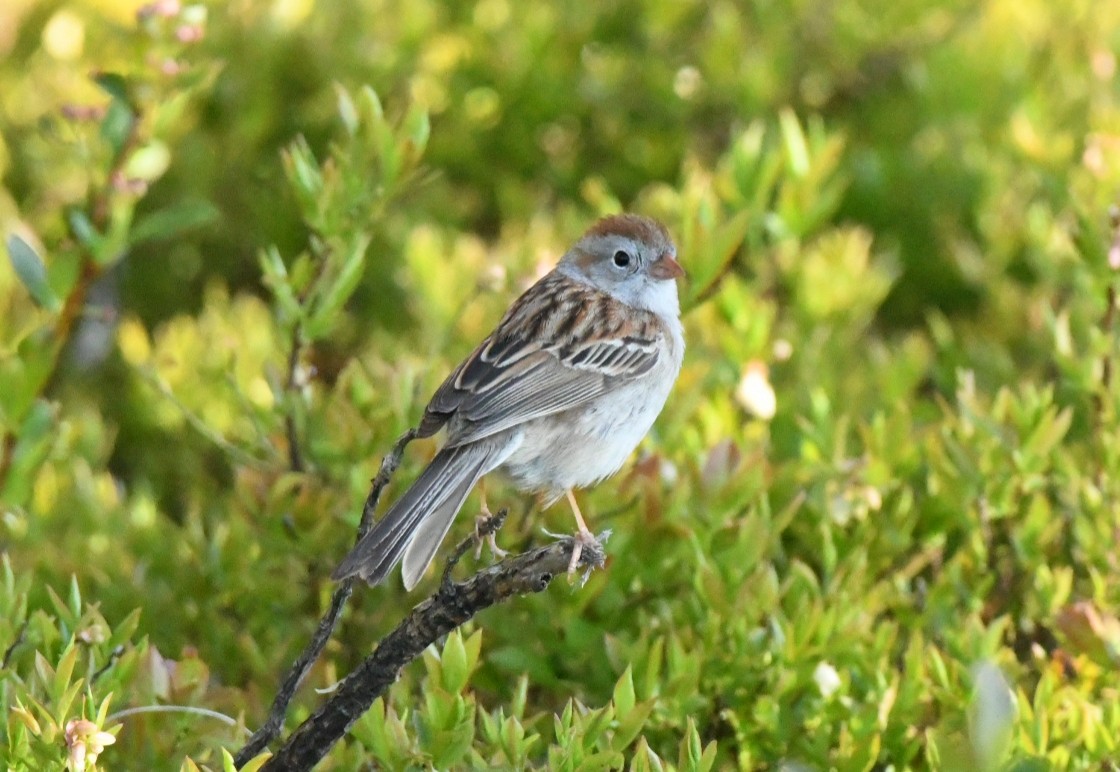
left=332, top=213, right=685, bottom=589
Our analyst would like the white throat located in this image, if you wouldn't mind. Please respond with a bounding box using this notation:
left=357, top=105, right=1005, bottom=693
left=631, top=276, right=681, bottom=318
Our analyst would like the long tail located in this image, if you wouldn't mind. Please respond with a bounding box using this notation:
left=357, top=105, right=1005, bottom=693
left=331, top=443, right=498, bottom=588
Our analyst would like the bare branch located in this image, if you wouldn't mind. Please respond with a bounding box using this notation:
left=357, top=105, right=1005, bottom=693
left=234, top=428, right=416, bottom=766
left=255, top=523, right=608, bottom=771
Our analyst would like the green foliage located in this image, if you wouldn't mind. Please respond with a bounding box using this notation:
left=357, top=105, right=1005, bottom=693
left=2, top=0, right=1120, bottom=769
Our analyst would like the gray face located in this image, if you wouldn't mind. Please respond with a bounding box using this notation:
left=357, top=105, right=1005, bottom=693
left=555, top=214, right=682, bottom=314
left=572, top=231, right=671, bottom=290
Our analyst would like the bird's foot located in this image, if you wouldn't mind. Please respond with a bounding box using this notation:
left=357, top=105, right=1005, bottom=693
left=543, top=527, right=609, bottom=586
left=566, top=527, right=599, bottom=576
left=474, top=511, right=509, bottom=561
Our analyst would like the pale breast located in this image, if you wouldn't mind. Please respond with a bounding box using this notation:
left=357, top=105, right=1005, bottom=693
left=498, top=314, right=683, bottom=501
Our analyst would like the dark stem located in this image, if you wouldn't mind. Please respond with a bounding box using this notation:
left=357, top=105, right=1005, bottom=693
left=2, top=621, right=28, bottom=669
left=233, top=429, right=416, bottom=766
left=284, top=327, right=307, bottom=473
left=0, top=435, right=15, bottom=493
left=0, top=95, right=143, bottom=489
left=234, top=582, right=354, bottom=765
left=358, top=429, right=418, bottom=534
left=256, top=525, right=608, bottom=771
left=91, top=645, right=126, bottom=683
left=441, top=509, right=508, bottom=590
left=1095, top=204, right=1120, bottom=425
left=1104, top=283, right=1116, bottom=393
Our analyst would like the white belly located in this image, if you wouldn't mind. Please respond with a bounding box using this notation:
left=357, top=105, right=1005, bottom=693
left=498, top=319, right=683, bottom=502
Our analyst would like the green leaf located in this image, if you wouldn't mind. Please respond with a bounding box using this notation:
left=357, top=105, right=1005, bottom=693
left=402, top=104, right=431, bottom=155
left=358, top=85, right=384, bottom=123
left=581, top=705, right=614, bottom=748
left=609, top=701, right=653, bottom=754
left=238, top=753, right=271, bottom=772
left=124, top=141, right=172, bottom=182
left=33, top=651, right=55, bottom=691
left=7, top=235, right=60, bottom=311
left=686, top=209, right=752, bottom=306
left=95, top=694, right=114, bottom=725
left=426, top=694, right=475, bottom=768
left=1, top=399, right=59, bottom=506
left=463, top=630, right=482, bottom=674
left=92, top=72, right=129, bottom=103
left=53, top=644, right=78, bottom=702
left=1021, top=406, right=1072, bottom=462
left=632, top=738, right=664, bottom=772
left=10, top=701, right=42, bottom=737
left=511, top=674, right=528, bottom=719
left=95, top=197, right=135, bottom=266
left=259, top=246, right=301, bottom=323
left=282, top=136, right=322, bottom=203
left=305, top=233, right=370, bottom=339
left=335, top=84, right=359, bottom=135
left=778, top=108, right=809, bottom=177
left=372, top=120, right=399, bottom=187
left=107, top=609, right=143, bottom=649
left=68, top=575, right=83, bottom=620
left=101, top=99, right=136, bottom=157
left=612, top=667, right=636, bottom=718
left=129, top=199, right=220, bottom=245
left=54, top=679, right=85, bottom=725
left=67, top=208, right=100, bottom=249
left=441, top=630, right=470, bottom=694
left=641, top=637, right=664, bottom=700
left=679, top=717, right=717, bottom=772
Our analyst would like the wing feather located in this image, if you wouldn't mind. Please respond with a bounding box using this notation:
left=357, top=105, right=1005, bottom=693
left=418, top=271, right=663, bottom=445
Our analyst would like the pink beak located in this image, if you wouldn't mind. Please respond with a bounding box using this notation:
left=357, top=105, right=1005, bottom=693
left=649, top=252, right=685, bottom=281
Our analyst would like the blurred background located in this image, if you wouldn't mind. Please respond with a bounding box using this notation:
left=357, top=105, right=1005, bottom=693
left=2, top=0, right=1119, bottom=768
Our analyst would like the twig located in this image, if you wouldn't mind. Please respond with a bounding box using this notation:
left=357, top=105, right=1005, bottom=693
left=1100, top=205, right=1120, bottom=399
left=256, top=525, right=609, bottom=771
left=2, top=620, right=28, bottom=668
left=106, top=704, right=245, bottom=730
left=91, top=645, right=126, bottom=683
left=137, top=366, right=273, bottom=470
left=233, top=428, right=416, bottom=767
left=0, top=87, right=143, bottom=489
left=284, top=327, right=307, bottom=473
left=442, top=509, right=508, bottom=590
left=357, top=429, right=418, bottom=534
left=42, top=80, right=145, bottom=397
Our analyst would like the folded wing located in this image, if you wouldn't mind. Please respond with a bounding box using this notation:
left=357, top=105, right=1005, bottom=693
left=418, top=271, right=664, bottom=445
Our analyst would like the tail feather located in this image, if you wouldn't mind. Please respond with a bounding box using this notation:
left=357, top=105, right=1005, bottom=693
left=401, top=468, right=483, bottom=590
left=331, top=443, right=496, bottom=586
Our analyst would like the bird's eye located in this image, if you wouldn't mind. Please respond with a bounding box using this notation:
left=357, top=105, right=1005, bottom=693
left=612, top=250, right=632, bottom=268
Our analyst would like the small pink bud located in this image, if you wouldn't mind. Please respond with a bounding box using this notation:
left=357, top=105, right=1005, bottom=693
left=159, top=58, right=185, bottom=76
left=174, top=24, right=204, bottom=43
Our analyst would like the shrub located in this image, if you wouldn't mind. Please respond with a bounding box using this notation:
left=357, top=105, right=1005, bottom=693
left=2, top=0, right=1119, bottom=768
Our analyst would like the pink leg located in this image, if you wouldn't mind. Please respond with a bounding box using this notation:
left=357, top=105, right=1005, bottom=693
left=474, top=485, right=508, bottom=560
left=564, top=490, right=597, bottom=575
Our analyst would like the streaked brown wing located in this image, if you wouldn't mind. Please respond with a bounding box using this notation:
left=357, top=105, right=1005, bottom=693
left=417, top=271, right=662, bottom=446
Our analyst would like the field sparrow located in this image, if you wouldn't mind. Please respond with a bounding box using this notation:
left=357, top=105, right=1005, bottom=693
left=332, top=214, right=685, bottom=589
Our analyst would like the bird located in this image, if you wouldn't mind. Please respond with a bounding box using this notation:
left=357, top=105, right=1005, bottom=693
left=332, top=213, right=685, bottom=589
